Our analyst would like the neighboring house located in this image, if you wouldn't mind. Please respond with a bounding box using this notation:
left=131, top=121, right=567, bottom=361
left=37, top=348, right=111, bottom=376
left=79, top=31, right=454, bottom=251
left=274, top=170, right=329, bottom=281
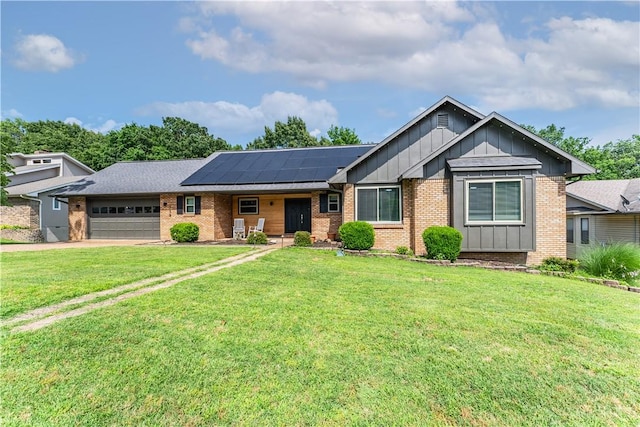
left=1, top=152, right=94, bottom=242
left=56, top=96, right=595, bottom=264
left=566, top=179, right=640, bottom=259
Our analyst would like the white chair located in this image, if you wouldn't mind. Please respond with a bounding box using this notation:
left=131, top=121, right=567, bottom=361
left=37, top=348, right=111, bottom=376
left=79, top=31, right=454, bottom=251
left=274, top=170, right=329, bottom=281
left=248, top=218, right=265, bottom=235
left=233, top=218, right=245, bottom=239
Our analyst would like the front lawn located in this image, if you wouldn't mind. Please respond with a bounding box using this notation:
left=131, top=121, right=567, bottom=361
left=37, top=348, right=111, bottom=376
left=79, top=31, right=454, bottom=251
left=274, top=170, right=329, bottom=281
left=0, top=246, right=253, bottom=318
left=2, top=248, right=639, bottom=425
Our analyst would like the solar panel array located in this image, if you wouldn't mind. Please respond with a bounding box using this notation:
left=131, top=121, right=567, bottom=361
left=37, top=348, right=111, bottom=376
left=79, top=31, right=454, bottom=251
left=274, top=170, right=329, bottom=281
left=181, top=146, right=371, bottom=185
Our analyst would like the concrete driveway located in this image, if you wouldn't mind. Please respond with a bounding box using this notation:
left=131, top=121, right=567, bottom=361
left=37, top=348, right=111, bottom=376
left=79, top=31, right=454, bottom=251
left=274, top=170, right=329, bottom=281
left=0, top=239, right=158, bottom=253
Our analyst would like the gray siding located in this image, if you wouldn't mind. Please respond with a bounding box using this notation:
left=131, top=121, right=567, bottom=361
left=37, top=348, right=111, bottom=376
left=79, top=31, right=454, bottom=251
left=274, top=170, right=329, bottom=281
left=452, top=170, right=536, bottom=252
left=566, top=213, right=640, bottom=259
left=8, top=168, right=58, bottom=186
left=40, top=189, right=70, bottom=242
left=347, top=104, right=478, bottom=184
left=424, top=121, right=570, bottom=179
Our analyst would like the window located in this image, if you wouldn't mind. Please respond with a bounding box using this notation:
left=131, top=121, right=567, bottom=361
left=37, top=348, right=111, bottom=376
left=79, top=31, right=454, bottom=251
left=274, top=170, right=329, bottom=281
left=239, top=198, right=258, bottom=215
left=566, top=218, right=574, bottom=243
left=328, top=193, right=340, bottom=213
left=466, top=179, right=522, bottom=223
left=356, top=186, right=401, bottom=223
left=52, top=198, right=61, bottom=211
left=177, top=195, right=201, bottom=215
left=580, top=218, right=589, bottom=244
left=185, top=196, right=196, bottom=214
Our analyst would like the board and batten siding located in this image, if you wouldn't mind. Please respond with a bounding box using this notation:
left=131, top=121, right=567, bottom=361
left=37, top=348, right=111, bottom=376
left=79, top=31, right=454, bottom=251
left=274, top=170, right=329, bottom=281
left=347, top=104, right=478, bottom=184
left=424, top=120, right=570, bottom=179
left=451, top=170, right=536, bottom=252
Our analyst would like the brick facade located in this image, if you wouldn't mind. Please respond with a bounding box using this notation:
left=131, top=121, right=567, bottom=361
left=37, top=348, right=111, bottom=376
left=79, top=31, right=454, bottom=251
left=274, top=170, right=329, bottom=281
left=68, top=197, right=87, bottom=240
left=0, top=198, right=39, bottom=228
left=160, top=193, right=217, bottom=241
left=311, top=191, right=342, bottom=240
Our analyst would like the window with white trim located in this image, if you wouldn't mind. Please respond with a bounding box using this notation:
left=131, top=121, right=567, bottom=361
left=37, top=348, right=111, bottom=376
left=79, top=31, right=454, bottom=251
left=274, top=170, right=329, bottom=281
left=239, top=198, right=258, bottom=215
left=328, top=193, right=340, bottom=213
left=185, top=196, right=196, bottom=214
left=580, top=218, right=589, bottom=244
left=53, top=198, right=61, bottom=210
left=466, top=179, right=522, bottom=223
left=356, top=185, right=401, bottom=223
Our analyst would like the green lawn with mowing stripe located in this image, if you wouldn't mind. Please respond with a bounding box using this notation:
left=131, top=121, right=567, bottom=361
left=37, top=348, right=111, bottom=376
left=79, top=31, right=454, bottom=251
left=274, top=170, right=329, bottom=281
left=1, top=248, right=638, bottom=425
left=0, top=246, right=254, bottom=318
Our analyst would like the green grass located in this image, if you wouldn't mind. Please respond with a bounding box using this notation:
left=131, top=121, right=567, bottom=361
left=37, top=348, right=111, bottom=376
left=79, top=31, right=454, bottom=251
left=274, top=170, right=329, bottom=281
left=0, top=246, right=253, bottom=318
left=579, top=242, right=640, bottom=284
left=0, top=239, right=29, bottom=244
left=2, top=248, right=639, bottom=425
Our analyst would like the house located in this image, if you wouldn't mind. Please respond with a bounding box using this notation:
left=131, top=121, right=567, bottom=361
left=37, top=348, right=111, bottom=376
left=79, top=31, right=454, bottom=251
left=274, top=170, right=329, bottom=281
left=566, top=179, right=640, bottom=259
left=56, top=96, right=595, bottom=264
left=1, top=152, right=94, bottom=242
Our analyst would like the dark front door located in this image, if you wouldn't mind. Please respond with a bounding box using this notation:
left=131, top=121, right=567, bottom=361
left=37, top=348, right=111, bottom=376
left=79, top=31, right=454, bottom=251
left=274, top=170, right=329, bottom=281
left=285, top=198, right=312, bottom=233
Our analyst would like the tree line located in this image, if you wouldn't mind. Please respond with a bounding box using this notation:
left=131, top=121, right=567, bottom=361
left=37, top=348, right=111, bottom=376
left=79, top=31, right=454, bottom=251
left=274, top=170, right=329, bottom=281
left=1, top=115, right=638, bottom=204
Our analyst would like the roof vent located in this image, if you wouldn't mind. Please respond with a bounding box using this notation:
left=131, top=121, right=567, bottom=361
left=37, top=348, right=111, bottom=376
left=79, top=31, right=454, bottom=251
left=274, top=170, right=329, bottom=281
left=437, top=113, right=449, bottom=128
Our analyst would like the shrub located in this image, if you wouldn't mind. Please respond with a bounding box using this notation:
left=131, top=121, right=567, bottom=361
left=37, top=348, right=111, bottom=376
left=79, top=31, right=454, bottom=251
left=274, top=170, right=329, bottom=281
left=579, top=242, right=640, bottom=284
left=293, top=231, right=312, bottom=247
left=395, top=246, right=414, bottom=256
left=1, top=225, right=30, bottom=230
left=247, top=231, right=268, bottom=245
left=422, top=226, right=463, bottom=262
left=170, top=222, right=200, bottom=243
left=540, top=256, right=579, bottom=273
left=339, top=221, right=375, bottom=250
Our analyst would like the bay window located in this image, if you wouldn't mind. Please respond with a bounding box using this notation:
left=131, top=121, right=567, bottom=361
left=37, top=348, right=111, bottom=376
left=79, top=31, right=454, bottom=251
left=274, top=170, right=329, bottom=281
left=356, top=185, right=401, bottom=223
left=466, top=179, right=522, bottom=223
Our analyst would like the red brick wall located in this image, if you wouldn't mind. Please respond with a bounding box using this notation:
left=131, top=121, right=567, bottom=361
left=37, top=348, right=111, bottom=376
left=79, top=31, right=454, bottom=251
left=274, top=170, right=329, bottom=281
left=311, top=191, right=344, bottom=240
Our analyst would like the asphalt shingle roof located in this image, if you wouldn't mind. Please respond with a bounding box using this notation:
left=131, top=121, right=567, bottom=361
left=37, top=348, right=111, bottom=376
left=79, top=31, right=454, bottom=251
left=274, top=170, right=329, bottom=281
left=447, top=156, right=542, bottom=170
left=7, top=176, right=90, bottom=196
left=566, top=178, right=640, bottom=213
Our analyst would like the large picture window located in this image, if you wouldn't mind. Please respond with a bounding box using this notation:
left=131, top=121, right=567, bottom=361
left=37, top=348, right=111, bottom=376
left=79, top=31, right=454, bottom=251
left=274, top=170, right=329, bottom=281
left=466, top=179, right=522, bottom=223
left=356, top=186, right=401, bottom=223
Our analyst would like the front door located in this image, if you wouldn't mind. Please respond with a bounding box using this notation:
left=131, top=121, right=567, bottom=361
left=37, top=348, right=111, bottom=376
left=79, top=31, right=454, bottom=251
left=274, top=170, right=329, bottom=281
left=285, top=198, right=311, bottom=233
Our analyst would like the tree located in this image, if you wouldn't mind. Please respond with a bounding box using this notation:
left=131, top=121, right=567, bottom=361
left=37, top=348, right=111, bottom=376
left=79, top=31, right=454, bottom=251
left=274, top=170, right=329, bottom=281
left=0, top=120, right=21, bottom=205
left=247, top=116, right=319, bottom=149
left=522, top=124, right=590, bottom=158
left=320, top=125, right=362, bottom=146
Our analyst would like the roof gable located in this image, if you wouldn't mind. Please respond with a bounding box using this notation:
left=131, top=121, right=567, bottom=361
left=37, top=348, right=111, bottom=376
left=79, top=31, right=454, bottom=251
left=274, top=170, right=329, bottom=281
left=182, top=145, right=372, bottom=186
left=330, top=96, right=483, bottom=184
left=566, top=178, right=640, bottom=213
left=401, top=112, right=596, bottom=179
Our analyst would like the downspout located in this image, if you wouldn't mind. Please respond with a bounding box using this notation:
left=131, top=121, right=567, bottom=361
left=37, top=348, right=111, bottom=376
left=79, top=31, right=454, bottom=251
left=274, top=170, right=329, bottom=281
left=19, top=194, right=42, bottom=231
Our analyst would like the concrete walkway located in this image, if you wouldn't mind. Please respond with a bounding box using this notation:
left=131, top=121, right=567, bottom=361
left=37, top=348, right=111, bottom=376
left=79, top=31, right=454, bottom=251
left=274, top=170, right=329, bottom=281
left=4, top=246, right=279, bottom=333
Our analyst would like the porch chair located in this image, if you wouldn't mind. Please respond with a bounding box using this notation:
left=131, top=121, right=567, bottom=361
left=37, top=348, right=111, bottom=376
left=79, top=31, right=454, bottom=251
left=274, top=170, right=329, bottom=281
left=233, top=218, right=246, bottom=239
left=248, top=218, right=265, bottom=235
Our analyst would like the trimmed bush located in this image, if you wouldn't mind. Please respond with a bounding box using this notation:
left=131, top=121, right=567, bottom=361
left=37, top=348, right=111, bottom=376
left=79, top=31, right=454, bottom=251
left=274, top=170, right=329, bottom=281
left=579, top=242, right=640, bottom=284
left=422, top=226, right=463, bottom=262
left=540, top=256, right=579, bottom=273
left=338, top=221, right=375, bottom=250
left=293, top=231, right=312, bottom=247
left=395, top=246, right=414, bottom=256
left=247, top=231, right=268, bottom=245
left=170, top=222, right=199, bottom=243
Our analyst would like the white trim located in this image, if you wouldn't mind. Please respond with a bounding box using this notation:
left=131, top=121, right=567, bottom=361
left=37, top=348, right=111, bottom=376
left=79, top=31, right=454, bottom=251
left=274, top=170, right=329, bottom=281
left=185, top=196, right=196, bottom=214
left=328, top=193, right=340, bottom=213
left=465, top=178, right=524, bottom=225
left=355, top=184, right=402, bottom=224
left=52, top=197, right=61, bottom=211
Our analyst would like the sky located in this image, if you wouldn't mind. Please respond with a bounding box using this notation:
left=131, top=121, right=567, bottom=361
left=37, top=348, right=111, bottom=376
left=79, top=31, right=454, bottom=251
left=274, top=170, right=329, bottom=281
left=2, top=1, right=639, bottom=148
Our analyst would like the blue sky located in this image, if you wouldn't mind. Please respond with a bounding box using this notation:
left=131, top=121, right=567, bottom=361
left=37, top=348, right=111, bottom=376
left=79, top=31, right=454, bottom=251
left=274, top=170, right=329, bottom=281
left=2, top=1, right=639, bottom=148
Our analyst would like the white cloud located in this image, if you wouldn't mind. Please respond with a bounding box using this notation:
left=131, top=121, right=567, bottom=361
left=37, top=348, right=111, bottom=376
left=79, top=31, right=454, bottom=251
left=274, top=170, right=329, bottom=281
left=183, top=2, right=639, bottom=112
left=64, top=117, right=123, bottom=134
left=13, top=34, right=81, bottom=72
left=1, top=108, right=23, bottom=119
left=136, top=91, right=338, bottom=137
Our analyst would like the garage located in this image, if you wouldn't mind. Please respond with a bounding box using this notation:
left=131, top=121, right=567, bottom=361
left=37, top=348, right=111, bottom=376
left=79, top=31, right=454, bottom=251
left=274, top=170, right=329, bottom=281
left=88, top=198, right=160, bottom=239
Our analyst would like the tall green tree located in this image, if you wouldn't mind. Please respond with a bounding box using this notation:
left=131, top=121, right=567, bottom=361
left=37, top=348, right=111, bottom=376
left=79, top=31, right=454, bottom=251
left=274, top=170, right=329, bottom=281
left=320, top=125, right=362, bottom=146
left=247, top=116, right=319, bottom=149
left=0, top=119, right=22, bottom=205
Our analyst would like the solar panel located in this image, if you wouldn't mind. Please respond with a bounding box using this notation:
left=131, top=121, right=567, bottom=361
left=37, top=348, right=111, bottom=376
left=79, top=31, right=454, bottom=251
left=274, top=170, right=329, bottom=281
left=181, top=145, right=372, bottom=185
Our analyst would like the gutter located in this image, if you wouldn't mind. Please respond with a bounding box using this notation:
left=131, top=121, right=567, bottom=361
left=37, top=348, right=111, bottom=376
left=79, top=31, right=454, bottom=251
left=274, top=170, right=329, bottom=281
left=19, top=194, right=43, bottom=231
